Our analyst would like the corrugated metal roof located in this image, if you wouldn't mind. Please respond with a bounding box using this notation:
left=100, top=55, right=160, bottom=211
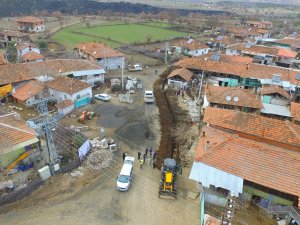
left=261, top=103, right=292, bottom=117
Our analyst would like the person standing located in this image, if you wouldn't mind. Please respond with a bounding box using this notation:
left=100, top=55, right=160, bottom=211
left=145, top=148, right=148, bottom=158
left=153, top=150, right=156, bottom=161
left=143, top=153, right=146, bottom=164
left=138, top=151, right=141, bottom=160
left=122, top=152, right=126, bottom=161
left=149, top=147, right=152, bottom=157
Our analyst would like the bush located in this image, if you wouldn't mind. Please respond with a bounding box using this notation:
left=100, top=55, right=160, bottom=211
left=111, top=84, right=121, bottom=92
left=38, top=40, right=48, bottom=49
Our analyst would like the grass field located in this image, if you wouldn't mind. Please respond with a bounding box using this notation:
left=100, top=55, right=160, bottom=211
left=52, top=22, right=189, bottom=49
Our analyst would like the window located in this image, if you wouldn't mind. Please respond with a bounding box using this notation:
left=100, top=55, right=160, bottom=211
left=77, top=95, right=80, bottom=99
left=64, top=95, right=67, bottom=99
left=94, top=74, right=100, bottom=77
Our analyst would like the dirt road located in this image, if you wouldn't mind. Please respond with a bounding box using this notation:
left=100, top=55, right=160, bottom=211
left=0, top=65, right=200, bottom=225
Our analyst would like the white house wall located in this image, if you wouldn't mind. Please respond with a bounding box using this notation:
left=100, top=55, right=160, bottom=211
left=203, top=95, right=209, bottom=108
left=48, top=87, right=92, bottom=103
left=48, top=88, right=72, bottom=103
left=189, top=162, right=244, bottom=196
left=97, top=56, right=125, bottom=70
left=189, top=48, right=210, bottom=57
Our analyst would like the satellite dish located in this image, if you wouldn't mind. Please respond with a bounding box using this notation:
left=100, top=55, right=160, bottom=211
left=93, top=51, right=96, bottom=55
left=233, top=96, right=239, bottom=102
left=226, top=96, right=231, bottom=101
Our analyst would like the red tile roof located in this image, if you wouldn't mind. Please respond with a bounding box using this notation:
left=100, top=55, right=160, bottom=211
left=275, top=38, right=300, bottom=48
left=203, top=107, right=300, bottom=149
left=259, top=86, right=291, bottom=100
left=15, top=16, right=44, bottom=23
left=12, top=80, right=44, bottom=101
left=243, top=45, right=279, bottom=55
left=0, top=30, right=29, bottom=38
left=168, top=68, right=193, bottom=81
left=197, top=53, right=253, bottom=64
left=16, top=42, right=37, bottom=51
left=277, top=48, right=298, bottom=58
left=291, top=102, right=300, bottom=122
left=75, top=42, right=124, bottom=59
left=195, top=126, right=300, bottom=198
left=0, top=59, right=100, bottom=86
left=0, top=113, right=37, bottom=152
left=22, top=51, right=44, bottom=62
left=47, top=77, right=90, bottom=95
left=175, top=57, right=300, bottom=85
left=183, top=40, right=209, bottom=51
left=205, top=85, right=262, bottom=109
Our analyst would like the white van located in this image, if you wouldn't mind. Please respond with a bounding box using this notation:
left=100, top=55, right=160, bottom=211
left=117, top=156, right=134, bottom=191
left=144, top=90, right=154, bottom=103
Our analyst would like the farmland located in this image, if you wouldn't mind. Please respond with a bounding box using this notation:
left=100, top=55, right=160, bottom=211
left=52, top=22, right=189, bottom=49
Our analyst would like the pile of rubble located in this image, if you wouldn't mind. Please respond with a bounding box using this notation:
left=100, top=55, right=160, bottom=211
left=85, top=137, right=117, bottom=171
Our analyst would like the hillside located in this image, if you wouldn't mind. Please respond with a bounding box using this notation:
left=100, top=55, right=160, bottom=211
left=0, top=0, right=229, bottom=17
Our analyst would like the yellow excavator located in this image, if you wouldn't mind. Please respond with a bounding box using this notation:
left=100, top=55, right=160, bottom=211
left=158, top=158, right=181, bottom=200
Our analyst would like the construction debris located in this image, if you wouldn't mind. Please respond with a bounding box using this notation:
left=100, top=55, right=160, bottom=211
left=69, top=125, right=93, bottom=132
left=84, top=137, right=117, bottom=171
left=70, top=170, right=84, bottom=178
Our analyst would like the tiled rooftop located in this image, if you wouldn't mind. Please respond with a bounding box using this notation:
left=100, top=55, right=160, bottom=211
left=205, top=85, right=262, bottom=109
left=203, top=107, right=300, bottom=149
left=75, top=42, right=124, bottom=59
left=195, top=126, right=300, bottom=198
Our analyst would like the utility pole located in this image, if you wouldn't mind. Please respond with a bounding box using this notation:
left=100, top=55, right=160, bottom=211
left=198, top=71, right=204, bottom=104
left=33, top=98, right=59, bottom=176
left=165, top=42, right=169, bottom=64
left=121, top=61, right=124, bottom=91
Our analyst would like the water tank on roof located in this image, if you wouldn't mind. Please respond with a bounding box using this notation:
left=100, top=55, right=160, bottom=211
left=226, top=96, right=232, bottom=101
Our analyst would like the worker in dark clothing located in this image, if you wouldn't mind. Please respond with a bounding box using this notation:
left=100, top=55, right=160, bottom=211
left=149, top=147, right=152, bottom=156
left=145, top=148, right=148, bottom=158
left=143, top=153, right=146, bottom=163
left=153, top=151, right=156, bottom=161
left=122, top=152, right=126, bottom=161
left=138, top=151, right=141, bottom=160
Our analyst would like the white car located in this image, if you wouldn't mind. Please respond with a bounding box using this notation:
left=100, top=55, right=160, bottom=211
left=144, top=90, right=154, bottom=103
left=117, top=156, right=134, bottom=192
left=94, top=94, right=111, bottom=102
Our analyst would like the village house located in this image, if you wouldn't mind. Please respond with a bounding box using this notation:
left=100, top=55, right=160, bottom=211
left=181, top=39, right=210, bottom=57
left=0, top=113, right=39, bottom=168
left=12, top=80, right=45, bottom=107
left=22, top=50, right=45, bottom=63
left=269, top=38, right=300, bottom=53
left=167, top=68, right=193, bottom=89
left=16, top=43, right=40, bottom=61
left=258, top=86, right=292, bottom=118
left=190, top=107, right=300, bottom=211
left=74, top=42, right=125, bottom=70
left=203, top=85, right=262, bottom=113
left=47, top=76, right=92, bottom=108
left=0, top=30, right=29, bottom=47
left=0, top=59, right=105, bottom=89
left=175, top=55, right=300, bottom=92
left=15, top=16, right=45, bottom=33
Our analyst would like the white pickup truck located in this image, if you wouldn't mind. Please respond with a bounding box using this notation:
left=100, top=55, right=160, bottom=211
left=128, top=64, right=142, bottom=72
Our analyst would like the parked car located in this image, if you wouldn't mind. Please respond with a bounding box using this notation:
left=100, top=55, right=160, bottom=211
left=128, top=64, right=142, bottom=72
left=94, top=93, right=111, bottom=102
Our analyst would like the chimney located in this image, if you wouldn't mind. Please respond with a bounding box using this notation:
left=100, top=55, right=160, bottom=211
left=29, top=45, right=32, bottom=51
left=246, top=64, right=250, bottom=70
left=202, top=131, right=206, bottom=137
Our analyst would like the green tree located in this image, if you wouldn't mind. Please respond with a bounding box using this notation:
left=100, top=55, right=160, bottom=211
left=38, top=40, right=48, bottom=50
left=6, top=42, right=17, bottom=62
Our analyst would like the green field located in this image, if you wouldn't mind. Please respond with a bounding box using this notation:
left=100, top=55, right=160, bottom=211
left=52, top=23, right=189, bottom=49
